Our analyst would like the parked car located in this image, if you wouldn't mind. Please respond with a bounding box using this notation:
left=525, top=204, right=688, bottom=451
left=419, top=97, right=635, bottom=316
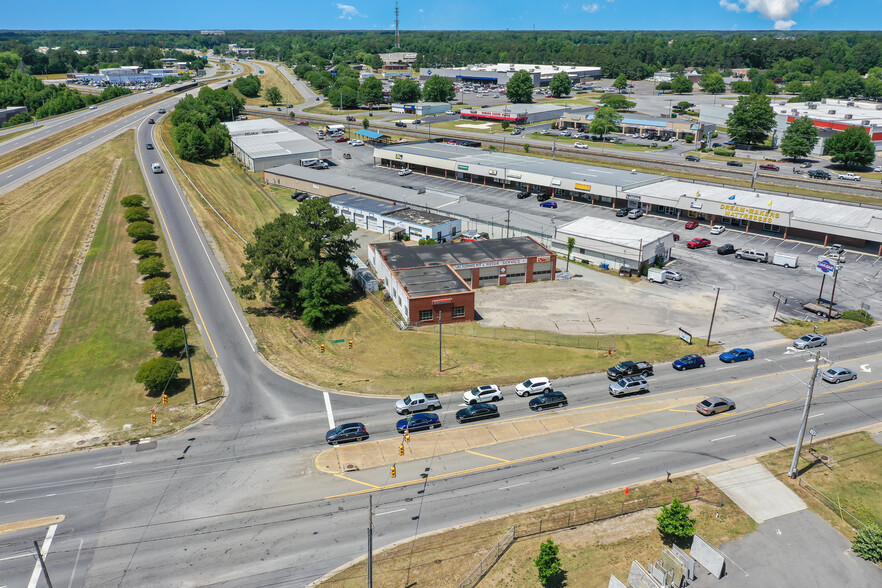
left=759, top=163, right=780, bottom=171
left=455, top=403, right=500, bottom=423
left=686, top=238, right=711, bottom=249
left=145, top=143, right=154, bottom=150
left=684, top=220, right=699, bottom=230
left=349, top=139, right=364, bottom=146
left=735, top=249, right=768, bottom=262
left=607, top=360, right=654, bottom=380
left=292, top=192, right=310, bottom=202
left=396, top=413, right=441, bottom=433
left=664, top=269, right=682, bottom=281
left=445, top=109, right=456, bottom=115
left=559, top=130, right=571, bottom=137
left=720, top=348, right=754, bottom=363
left=515, top=377, right=553, bottom=397
left=609, top=375, right=650, bottom=397
left=463, top=384, right=503, bottom=405
left=296, top=121, right=309, bottom=125
left=710, top=225, right=725, bottom=235
left=325, top=422, right=369, bottom=445
left=539, top=201, right=558, bottom=209
left=334, top=136, right=348, bottom=143
left=627, top=209, right=643, bottom=219
left=726, top=160, right=743, bottom=167
left=516, top=190, right=532, bottom=199
left=684, top=155, right=700, bottom=162
left=459, top=230, right=489, bottom=242
left=615, top=208, right=629, bottom=217
left=398, top=169, right=413, bottom=176
left=717, top=244, right=735, bottom=255
left=821, top=367, right=857, bottom=384
left=529, top=391, right=568, bottom=411
left=696, top=397, right=736, bottom=416
left=536, top=193, right=552, bottom=202
left=673, top=354, right=706, bottom=371
left=395, top=121, right=407, bottom=128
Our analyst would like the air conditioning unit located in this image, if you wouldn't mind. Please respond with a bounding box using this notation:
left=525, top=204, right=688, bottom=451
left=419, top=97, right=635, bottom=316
left=780, top=110, right=788, bottom=114
left=862, top=119, right=871, bottom=125
left=846, top=101, right=855, bottom=106
left=827, top=110, right=836, bottom=114
left=875, top=104, right=882, bottom=110
left=821, top=99, right=827, bottom=104
left=844, top=114, right=853, bottom=119
left=808, top=104, right=817, bottom=109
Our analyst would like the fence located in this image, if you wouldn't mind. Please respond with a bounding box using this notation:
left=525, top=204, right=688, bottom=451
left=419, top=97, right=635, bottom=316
left=456, top=489, right=725, bottom=588
left=798, top=478, right=871, bottom=529
left=417, top=323, right=617, bottom=351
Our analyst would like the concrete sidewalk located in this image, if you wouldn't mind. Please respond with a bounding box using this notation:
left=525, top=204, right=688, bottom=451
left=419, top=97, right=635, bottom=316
left=708, top=462, right=806, bottom=523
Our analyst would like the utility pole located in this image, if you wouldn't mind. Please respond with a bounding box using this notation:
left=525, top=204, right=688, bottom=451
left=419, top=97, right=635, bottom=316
left=706, top=286, right=720, bottom=346
left=827, top=267, right=839, bottom=322
left=789, top=350, right=822, bottom=478
left=182, top=326, right=197, bottom=405
left=506, top=209, right=511, bottom=238
left=438, top=309, right=443, bottom=372
left=34, top=541, right=53, bottom=588
left=367, top=494, right=373, bottom=588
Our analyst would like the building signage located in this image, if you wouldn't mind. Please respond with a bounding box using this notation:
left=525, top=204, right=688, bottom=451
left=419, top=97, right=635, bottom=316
left=719, top=203, right=780, bottom=224
left=679, top=328, right=693, bottom=345
left=551, top=179, right=561, bottom=186
left=499, top=266, right=507, bottom=275
left=773, top=291, right=788, bottom=303
left=816, top=258, right=837, bottom=275
left=488, top=170, right=497, bottom=175
left=450, top=258, right=527, bottom=270
left=571, top=115, right=581, bottom=121
left=689, top=201, right=702, bottom=209
left=457, top=164, right=469, bottom=170
left=574, top=183, right=591, bottom=191
left=537, top=256, right=551, bottom=262
left=509, top=172, right=522, bottom=179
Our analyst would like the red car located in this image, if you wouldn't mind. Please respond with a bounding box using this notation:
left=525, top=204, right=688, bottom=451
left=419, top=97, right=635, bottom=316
left=685, top=220, right=699, bottom=229
left=673, top=233, right=680, bottom=241
left=296, top=121, right=309, bottom=125
left=759, top=163, right=779, bottom=171
left=687, top=238, right=712, bottom=249
left=334, top=136, right=348, bottom=143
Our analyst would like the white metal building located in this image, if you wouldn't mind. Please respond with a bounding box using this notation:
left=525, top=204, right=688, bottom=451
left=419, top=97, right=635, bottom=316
left=222, top=118, right=331, bottom=172
left=419, top=64, right=602, bottom=86
left=552, top=217, right=675, bottom=270
left=391, top=102, right=451, bottom=116
left=329, top=194, right=461, bottom=242
left=459, top=103, right=567, bottom=124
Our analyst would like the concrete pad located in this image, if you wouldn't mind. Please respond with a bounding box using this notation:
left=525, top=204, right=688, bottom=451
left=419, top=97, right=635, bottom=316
left=512, top=418, right=550, bottom=438
left=708, top=463, right=806, bottom=523
left=487, top=422, right=526, bottom=444
left=540, top=414, right=576, bottom=433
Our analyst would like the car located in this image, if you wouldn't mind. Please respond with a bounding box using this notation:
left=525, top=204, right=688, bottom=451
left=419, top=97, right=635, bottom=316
left=349, top=139, right=364, bottom=146
left=545, top=94, right=553, bottom=98
left=759, top=163, right=780, bottom=171
left=334, top=136, right=348, bottom=143
left=821, top=367, right=857, bottom=384
left=463, top=384, right=502, bottom=405
left=608, top=375, right=650, bottom=397
left=838, top=172, right=861, bottom=181
left=573, top=142, right=588, bottom=149
left=684, top=155, right=700, bottom=162
left=157, top=108, right=166, bottom=114
left=147, top=118, right=155, bottom=124
left=398, top=168, right=413, bottom=176
left=260, top=104, right=267, bottom=108
left=793, top=334, right=828, bottom=349
left=800, top=161, right=812, bottom=168
left=539, top=201, right=558, bottom=209
left=277, top=107, right=282, bottom=111
left=458, top=230, right=489, bottom=242
left=627, top=209, right=643, bottom=220
left=287, top=104, right=294, bottom=108
left=664, top=269, right=682, bottom=281
left=345, top=115, right=357, bottom=122
left=696, top=397, right=736, bottom=416
left=455, top=403, right=500, bottom=423
left=559, top=130, right=571, bottom=137
left=296, top=121, right=309, bottom=125
left=396, top=413, right=441, bottom=433
left=607, top=360, right=654, bottom=380
left=673, top=233, right=680, bottom=242
left=719, top=348, right=754, bottom=363
left=515, top=377, right=553, bottom=397
left=723, top=140, right=735, bottom=146
left=713, top=244, right=734, bottom=256
left=325, top=422, right=369, bottom=445
left=673, top=354, right=706, bottom=371
left=540, top=129, right=551, bottom=135
left=395, top=121, right=407, bottom=128
left=710, top=225, right=725, bottom=235
left=412, top=119, right=422, bottom=125
left=684, top=220, right=699, bottom=230
left=516, top=190, right=532, bottom=199
left=89, top=105, right=98, bottom=110
left=686, top=238, right=711, bottom=249
left=445, top=109, right=456, bottom=115
left=529, top=391, right=568, bottom=411
left=726, top=160, right=743, bottom=167
left=874, top=165, right=882, bottom=172
left=145, top=143, right=154, bottom=150
left=510, top=129, right=521, bottom=135
left=615, top=208, right=629, bottom=217
left=536, top=192, right=552, bottom=202
left=293, top=192, right=310, bottom=202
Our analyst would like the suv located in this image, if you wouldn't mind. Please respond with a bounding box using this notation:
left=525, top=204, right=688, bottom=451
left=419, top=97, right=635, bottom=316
left=808, top=169, right=831, bottom=180
left=536, top=193, right=551, bottom=202
left=684, top=155, right=700, bottom=162
left=609, top=376, right=650, bottom=397
left=516, top=190, right=532, bottom=199
left=463, top=384, right=502, bottom=405
left=735, top=249, right=768, bottom=262
left=515, top=377, right=553, bottom=397
left=627, top=209, right=643, bottom=219
left=395, top=121, right=407, bottom=128
left=607, top=360, right=654, bottom=380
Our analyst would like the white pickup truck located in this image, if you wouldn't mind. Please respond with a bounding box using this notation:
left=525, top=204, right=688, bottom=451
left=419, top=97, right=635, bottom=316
left=395, top=393, right=442, bottom=415
left=837, top=172, right=861, bottom=181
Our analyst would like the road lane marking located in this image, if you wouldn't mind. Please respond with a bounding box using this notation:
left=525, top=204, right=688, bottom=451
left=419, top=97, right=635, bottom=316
left=576, top=429, right=625, bottom=437
left=323, top=391, right=335, bottom=430
left=710, top=434, right=736, bottom=442
left=333, top=474, right=379, bottom=489
left=666, top=409, right=695, bottom=413
left=808, top=413, right=824, bottom=419
left=375, top=508, right=406, bottom=516
left=27, top=523, right=57, bottom=588
left=499, top=482, right=530, bottom=490
left=610, top=457, right=639, bottom=466
left=93, top=461, right=131, bottom=469
left=467, top=450, right=510, bottom=463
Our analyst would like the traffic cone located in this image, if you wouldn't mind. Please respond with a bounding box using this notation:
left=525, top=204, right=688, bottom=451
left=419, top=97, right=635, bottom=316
left=624, top=486, right=629, bottom=495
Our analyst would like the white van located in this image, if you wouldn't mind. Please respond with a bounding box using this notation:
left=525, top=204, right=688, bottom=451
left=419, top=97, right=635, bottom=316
left=151, top=163, right=162, bottom=174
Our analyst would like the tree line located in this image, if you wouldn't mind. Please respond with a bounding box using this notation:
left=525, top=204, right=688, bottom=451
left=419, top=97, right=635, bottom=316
left=168, top=87, right=240, bottom=162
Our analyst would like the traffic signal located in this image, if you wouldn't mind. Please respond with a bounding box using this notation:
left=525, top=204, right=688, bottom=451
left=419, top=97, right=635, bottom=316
left=404, top=432, right=411, bottom=443
left=151, top=413, right=156, bottom=424
left=321, top=344, right=325, bottom=353
left=348, top=340, right=353, bottom=349
left=390, top=465, right=396, bottom=478
left=162, top=394, right=168, bottom=404
left=399, top=444, right=405, bottom=456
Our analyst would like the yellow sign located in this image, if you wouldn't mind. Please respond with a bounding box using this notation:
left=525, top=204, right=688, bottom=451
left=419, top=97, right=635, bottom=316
left=719, top=203, right=780, bottom=224
left=574, top=183, right=592, bottom=191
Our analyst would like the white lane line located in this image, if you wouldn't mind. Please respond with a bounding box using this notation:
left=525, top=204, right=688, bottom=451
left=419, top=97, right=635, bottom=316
left=5, top=174, right=12, bottom=178
left=26, top=164, right=33, bottom=168
left=4, top=500, right=14, bottom=503
left=711, top=434, right=736, bottom=442
left=499, top=482, right=530, bottom=490
left=67, top=538, right=84, bottom=588
left=324, top=391, right=335, bottom=430
left=45, top=494, right=56, bottom=497
left=93, top=461, right=131, bottom=469
left=610, top=457, right=640, bottom=466
left=808, top=413, right=825, bottom=419
left=27, top=523, right=58, bottom=588
left=715, top=364, right=740, bottom=370
left=375, top=508, right=406, bottom=517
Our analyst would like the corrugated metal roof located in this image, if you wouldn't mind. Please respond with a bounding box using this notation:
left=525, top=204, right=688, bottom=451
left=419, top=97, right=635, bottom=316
left=557, top=216, right=672, bottom=248
left=356, top=129, right=383, bottom=139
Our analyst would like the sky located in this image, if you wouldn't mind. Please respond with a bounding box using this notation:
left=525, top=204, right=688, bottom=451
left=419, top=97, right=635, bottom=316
left=3, top=0, right=877, bottom=32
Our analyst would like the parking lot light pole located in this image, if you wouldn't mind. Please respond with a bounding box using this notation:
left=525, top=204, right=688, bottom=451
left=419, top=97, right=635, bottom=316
left=706, top=286, right=720, bottom=346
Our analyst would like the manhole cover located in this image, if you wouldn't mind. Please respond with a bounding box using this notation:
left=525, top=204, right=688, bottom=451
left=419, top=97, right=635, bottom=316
left=821, top=455, right=829, bottom=461
left=344, top=463, right=358, bottom=472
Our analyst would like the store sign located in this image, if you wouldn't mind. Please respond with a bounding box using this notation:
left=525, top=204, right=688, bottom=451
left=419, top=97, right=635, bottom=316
left=536, top=256, right=551, bottom=262
left=457, top=164, right=469, bottom=170
left=816, top=258, right=837, bottom=275
left=499, top=266, right=507, bottom=275
left=551, top=179, right=561, bottom=186
left=488, top=170, right=497, bottom=175
left=574, top=183, right=591, bottom=191
left=450, top=258, right=527, bottom=270
left=719, top=204, right=780, bottom=224
left=690, top=201, right=702, bottom=209
left=509, top=172, right=522, bottom=179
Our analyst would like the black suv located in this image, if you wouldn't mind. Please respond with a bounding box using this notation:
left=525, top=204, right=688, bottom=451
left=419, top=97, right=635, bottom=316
left=395, top=121, right=407, bottom=128
left=808, top=169, right=831, bottom=180
left=516, top=190, right=532, bottom=199
left=536, top=193, right=552, bottom=202
left=717, top=243, right=736, bottom=255
left=726, top=160, right=743, bottom=167
left=684, top=155, right=700, bottom=162
left=529, top=391, right=568, bottom=411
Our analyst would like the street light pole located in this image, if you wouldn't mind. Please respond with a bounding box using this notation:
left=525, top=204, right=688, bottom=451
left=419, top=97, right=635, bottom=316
left=789, top=350, right=822, bottom=478
left=367, top=494, right=373, bottom=588
left=706, top=286, right=720, bottom=346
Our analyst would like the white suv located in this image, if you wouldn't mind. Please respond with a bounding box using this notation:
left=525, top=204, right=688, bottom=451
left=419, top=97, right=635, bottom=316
left=463, top=384, right=502, bottom=405
left=609, top=376, right=650, bottom=397
left=515, top=377, right=553, bottom=397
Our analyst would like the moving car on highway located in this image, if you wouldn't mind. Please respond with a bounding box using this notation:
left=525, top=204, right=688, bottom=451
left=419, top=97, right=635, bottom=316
left=396, top=413, right=441, bottom=433
left=720, top=348, right=754, bottom=363
left=463, top=384, right=502, bottom=405
left=455, top=403, right=500, bottom=423
left=609, top=376, right=650, bottom=397
left=793, top=334, right=827, bottom=349
left=673, top=354, right=705, bottom=370
left=529, top=391, right=568, bottom=411
left=696, top=397, right=736, bottom=416
left=326, top=422, right=369, bottom=445
left=821, top=367, right=857, bottom=383
left=515, top=377, right=553, bottom=397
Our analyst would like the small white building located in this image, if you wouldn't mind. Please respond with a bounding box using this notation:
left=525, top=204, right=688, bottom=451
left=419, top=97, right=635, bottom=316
left=552, top=216, right=675, bottom=271
left=222, top=118, right=330, bottom=172
left=329, top=194, right=461, bottom=242
left=391, top=102, right=451, bottom=116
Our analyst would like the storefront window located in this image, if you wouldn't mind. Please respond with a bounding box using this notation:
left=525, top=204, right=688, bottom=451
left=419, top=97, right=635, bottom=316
left=419, top=309, right=433, bottom=321
left=452, top=306, right=465, bottom=318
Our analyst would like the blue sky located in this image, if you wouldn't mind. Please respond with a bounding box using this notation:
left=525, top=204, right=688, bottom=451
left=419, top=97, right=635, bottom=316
left=4, top=0, right=873, bottom=31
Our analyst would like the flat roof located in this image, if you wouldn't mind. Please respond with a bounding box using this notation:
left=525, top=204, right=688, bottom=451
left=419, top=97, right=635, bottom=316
left=462, top=64, right=600, bottom=74
left=388, top=208, right=456, bottom=227
left=222, top=118, right=289, bottom=136
left=329, top=194, right=406, bottom=216
left=462, top=103, right=564, bottom=115
left=775, top=99, right=882, bottom=126
left=558, top=216, right=672, bottom=247
left=355, top=129, right=384, bottom=139
left=232, top=131, right=326, bottom=159
left=396, top=266, right=471, bottom=297
left=373, top=236, right=552, bottom=270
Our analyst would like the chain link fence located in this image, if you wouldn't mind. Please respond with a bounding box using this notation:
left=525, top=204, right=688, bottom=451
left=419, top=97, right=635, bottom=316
left=798, top=478, right=872, bottom=529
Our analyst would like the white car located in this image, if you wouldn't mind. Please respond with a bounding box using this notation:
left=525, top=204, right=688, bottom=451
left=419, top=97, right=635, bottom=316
left=349, top=139, right=364, bottom=146
left=573, top=142, right=588, bottom=149
left=397, top=168, right=413, bottom=176
left=664, top=269, right=682, bottom=281
left=89, top=105, right=98, bottom=110
left=540, top=129, right=551, bottom=135
left=710, top=225, right=726, bottom=235
left=445, top=110, right=456, bottom=115
left=873, top=166, right=882, bottom=172
left=463, top=384, right=502, bottom=405
left=515, top=377, right=553, bottom=397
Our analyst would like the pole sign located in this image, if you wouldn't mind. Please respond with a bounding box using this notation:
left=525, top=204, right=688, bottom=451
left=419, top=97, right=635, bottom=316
left=678, top=328, right=693, bottom=345
left=772, top=291, right=787, bottom=304
left=816, top=258, right=837, bottom=275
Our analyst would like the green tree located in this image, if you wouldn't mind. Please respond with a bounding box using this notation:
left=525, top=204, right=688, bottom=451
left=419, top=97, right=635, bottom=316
left=506, top=70, right=534, bottom=104
left=142, top=277, right=174, bottom=301
left=784, top=80, right=805, bottom=95
left=133, top=240, right=158, bottom=257
left=780, top=116, right=819, bottom=160
left=358, top=76, right=383, bottom=106
left=2, top=112, right=32, bottom=127
left=233, top=74, right=261, bottom=97
left=135, top=357, right=182, bottom=395
left=726, top=93, right=775, bottom=146
left=566, top=237, right=575, bottom=271
left=655, top=81, right=672, bottom=93
left=613, top=73, right=628, bottom=91
left=124, top=206, right=151, bottom=224
left=600, top=94, right=635, bottom=110
left=549, top=71, right=572, bottom=98
left=589, top=106, right=622, bottom=140
left=264, top=86, right=283, bottom=105
left=700, top=72, right=726, bottom=94
left=127, top=221, right=156, bottom=241
left=656, top=498, right=696, bottom=547
left=120, top=194, right=146, bottom=207
left=671, top=75, right=693, bottom=94
left=297, top=262, right=353, bottom=330
left=137, top=256, right=166, bottom=277
left=153, top=327, right=186, bottom=356
left=421, top=75, right=455, bottom=102
left=533, top=538, right=563, bottom=586
left=144, top=299, right=186, bottom=330
left=362, top=117, right=370, bottom=130
left=368, top=54, right=383, bottom=71
left=674, top=101, right=692, bottom=111
left=853, top=524, right=882, bottom=563
left=823, top=126, right=875, bottom=168
left=390, top=78, right=421, bottom=103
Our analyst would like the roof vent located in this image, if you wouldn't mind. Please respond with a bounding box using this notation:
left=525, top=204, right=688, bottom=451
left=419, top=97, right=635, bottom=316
left=828, top=110, right=836, bottom=114
left=820, top=99, right=827, bottom=104
left=862, top=119, right=871, bottom=125
left=844, top=114, right=853, bottom=120
left=807, top=103, right=817, bottom=109
left=875, top=104, right=882, bottom=110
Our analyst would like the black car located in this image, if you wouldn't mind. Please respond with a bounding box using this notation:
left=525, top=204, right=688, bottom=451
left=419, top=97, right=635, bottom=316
left=325, top=422, right=369, bottom=445
left=684, top=155, right=700, bottom=162
left=606, top=360, right=654, bottom=380
left=808, top=169, right=831, bottom=180
left=529, top=391, right=568, bottom=411
left=726, top=160, right=743, bottom=167
left=717, top=243, right=736, bottom=255
left=145, top=143, right=154, bottom=150
left=536, top=193, right=551, bottom=202
left=395, top=121, right=407, bottom=128
left=516, top=190, right=532, bottom=199
left=455, top=403, right=499, bottom=423
left=292, top=192, right=310, bottom=202
left=615, top=208, right=628, bottom=217
left=147, top=118, right=155, bottom=124
left=396, top=413, right=441, bottom=433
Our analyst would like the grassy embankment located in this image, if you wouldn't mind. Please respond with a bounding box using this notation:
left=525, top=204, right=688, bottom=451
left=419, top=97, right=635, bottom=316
left=0, top=126, right=40, bottom=143
left=157, top=119, right=719, bottom=395
left=230, top=62, right=304, bottom=108
left=320, top=474, right=756, bottom=588
left=774, top=319, right=873, bottom=340
left=0, top=131, right=221, bottom=459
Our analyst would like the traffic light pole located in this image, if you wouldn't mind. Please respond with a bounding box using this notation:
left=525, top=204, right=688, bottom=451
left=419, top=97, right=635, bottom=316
left=789, top=350, right=822, bottom=478
left=182, top=326, right=197, bottom=405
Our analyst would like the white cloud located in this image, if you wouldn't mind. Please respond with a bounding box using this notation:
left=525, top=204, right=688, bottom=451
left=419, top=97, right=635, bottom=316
left=582, top=3, right=599, bottom=12
left=814, top=0, right=834, bottom=6
left=418, top=8, right=424, bottom=12
left=562, top=3, right=569, bottom=9
left=336, top=3, right=362, bottom=19
left=717, top=0, right=836, bottom=27
left=774, top=18, right=796, bottom=29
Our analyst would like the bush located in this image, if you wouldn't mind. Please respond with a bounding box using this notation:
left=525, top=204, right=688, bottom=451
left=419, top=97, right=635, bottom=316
left=417, top=238, right=437, bottom=245
left=714, top=147, right=735, bottom=156
left=127, top=221, right=156, bottom=241
left=684, top=135, right=694, bottom=143
left=144, top=299, right=186, bottom=330
left=711, top=131, right=719, bottom=138
left=135, top=357, right=182, bottom=395
left=120, top=194, right=146, bottom=207
left=133, top=240, right=158, bottom=257
left=153, top=327, right=186, bottom=356
left=142, top=277, right=174, bottom=301
left=501, top=121, right=510, bottom=130
left=137, top=256, right=166, bottom=277
left=124, top=206, right=151, bottom=224
left=656, top=498, right=696, bottom=547
left=533, top=538, right=563, bottom=586
left=853, top=524, right=882, bottom=563
left=842, top=309, right=874, bottom=326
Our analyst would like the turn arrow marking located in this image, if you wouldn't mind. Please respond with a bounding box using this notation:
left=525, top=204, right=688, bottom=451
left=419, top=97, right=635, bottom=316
left=860, top=364, right=872, bottom=373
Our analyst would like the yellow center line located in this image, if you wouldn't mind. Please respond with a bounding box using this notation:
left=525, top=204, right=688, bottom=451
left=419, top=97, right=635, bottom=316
left=667, top=409, right=697, bottom=413
left=576, top=429, right=625, bottom=438
left=333, top=474, right=380, bottom=489
left=466, top=450, right=510, bottom=463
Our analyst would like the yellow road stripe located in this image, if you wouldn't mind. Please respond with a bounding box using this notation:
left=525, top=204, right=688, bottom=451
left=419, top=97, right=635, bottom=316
left=576, top=429, right=625, bottom=437
left=667, top=409, right=697, bottom=413
left=466, top=450, right=510, bottom=463
left=333, top=473, right=380, bottom=489
left=0, top=515, right=65, bottom=535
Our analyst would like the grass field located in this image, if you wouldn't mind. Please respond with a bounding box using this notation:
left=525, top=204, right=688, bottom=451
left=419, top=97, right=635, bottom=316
left=0, top=131, right=221, bottom=459
left=320, top=474, right=756, bottom=588
left=0, top=125, right=39, bottom=143
left=235, top=62, right=303, bottom=107
left=773, top=319, right=871, bottom=340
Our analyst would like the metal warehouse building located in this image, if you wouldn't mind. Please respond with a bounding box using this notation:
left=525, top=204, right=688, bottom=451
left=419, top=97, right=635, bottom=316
left=222, top=119, right=331, bottom=172
left=459, top=103, right=568, bottom=124
left=553, top=217, right=675, bottom=271
left=419, top=64, right=601, bottom=86
left=329, top=194, right=461, bottom=242
left=391, top=102, right=451, bottom=116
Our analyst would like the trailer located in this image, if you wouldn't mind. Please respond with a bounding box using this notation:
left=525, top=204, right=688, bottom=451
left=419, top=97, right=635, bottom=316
left=772, top=252, right=799, bottom=268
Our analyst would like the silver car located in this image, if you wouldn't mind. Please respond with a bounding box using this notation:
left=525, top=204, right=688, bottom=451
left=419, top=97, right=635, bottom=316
left=696, top=397, right=736, bottom=416
left=821, top=367, right=857, bottom=384
left=793, top=334, right=827, bottom=349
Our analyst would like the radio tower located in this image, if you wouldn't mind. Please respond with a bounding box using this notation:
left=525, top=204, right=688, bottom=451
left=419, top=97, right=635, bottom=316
left=394, top=2, right=401, bottom=48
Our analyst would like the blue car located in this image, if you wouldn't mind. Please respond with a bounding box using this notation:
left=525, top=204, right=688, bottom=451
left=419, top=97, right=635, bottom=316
left=719, top=348, right=754, bottom=363
left=396, top=413, right=441, bottom=434
left=673, top=354, right=706, bottom=371
left=539, top=201, right=558, bottom=209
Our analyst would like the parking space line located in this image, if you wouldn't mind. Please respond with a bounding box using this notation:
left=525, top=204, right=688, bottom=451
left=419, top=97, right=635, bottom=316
left=467, top=450, right=510, bottom=463
left=333, top=474, right=380, bottom=489
left=576, top=429, right=624, bottom=437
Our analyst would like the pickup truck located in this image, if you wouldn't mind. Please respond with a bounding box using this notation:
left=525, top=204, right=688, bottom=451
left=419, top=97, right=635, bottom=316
left=808, top=169, right=831, bottom=180
left=607, top=360, right=654, bottom=380
left=395, top=393, right=442, bottom=415
left=837, top=172, right=861, bottom=181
